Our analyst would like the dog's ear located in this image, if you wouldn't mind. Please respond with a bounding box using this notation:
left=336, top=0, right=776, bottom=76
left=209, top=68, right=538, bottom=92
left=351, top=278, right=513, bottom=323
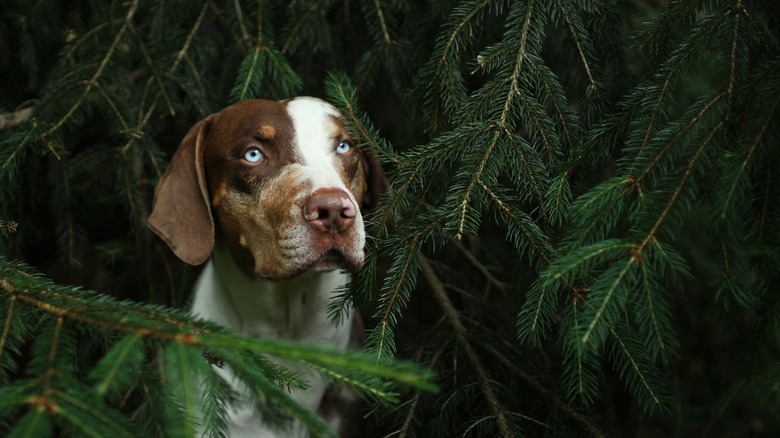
left=359, top=146, right=388, bottom=212
left=148, top=115, right=216, bottom=265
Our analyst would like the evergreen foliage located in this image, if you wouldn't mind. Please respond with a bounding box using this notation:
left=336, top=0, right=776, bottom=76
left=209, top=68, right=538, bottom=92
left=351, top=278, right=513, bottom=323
left=1, top=0, right=779, bottom=436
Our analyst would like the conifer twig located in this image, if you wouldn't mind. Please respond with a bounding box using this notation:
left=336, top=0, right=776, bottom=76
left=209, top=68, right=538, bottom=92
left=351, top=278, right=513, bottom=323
left=440, top=0, right=491, bottom=67
left=420, top=255, right=513, bottom=437
left=456, top=1, right=536, bottom=239
left=638, top=121, right=724, bottom=252
left=121, top=1, right=209, bottom=157
left=128, top=24, right=176, bottom=117
left=449, top=237, right=508, bottom=292
left=46, top=0, right=140, bottom=136
left=397, top=348, right=444, bottom=437
left=726, top=0, right=743, bottom=121
left=233, top=0, right=252, bottom=49
left=0, top=296, right=15, bottom=363
left=629, top=13, right=722, bottom=174
left=480, top=342, right=606, bottom=438
left=372, top=0, right=393, bottom=45
left=554, top=0, right=597, bottom=91
left=636, top=91, right=726, bottom=184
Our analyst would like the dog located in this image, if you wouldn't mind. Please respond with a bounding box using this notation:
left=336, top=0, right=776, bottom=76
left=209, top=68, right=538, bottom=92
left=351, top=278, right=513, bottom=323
left=148, top=97, right=384, bottom=437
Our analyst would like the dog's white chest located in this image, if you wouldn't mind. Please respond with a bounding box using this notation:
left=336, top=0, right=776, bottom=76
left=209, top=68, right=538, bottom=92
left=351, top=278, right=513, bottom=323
left=191, top=247, right=353, bottom=345
left=189, top=246, right=354, bottom=436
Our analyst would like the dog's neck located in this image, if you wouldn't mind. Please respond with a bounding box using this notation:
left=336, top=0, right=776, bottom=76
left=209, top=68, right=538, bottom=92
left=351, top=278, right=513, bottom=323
left=190, top=241, right=351, bottom=342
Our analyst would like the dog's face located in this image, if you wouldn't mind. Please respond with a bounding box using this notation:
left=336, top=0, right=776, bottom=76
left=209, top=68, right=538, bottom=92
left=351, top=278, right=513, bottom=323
left=148, top=97, right=384, bottom=280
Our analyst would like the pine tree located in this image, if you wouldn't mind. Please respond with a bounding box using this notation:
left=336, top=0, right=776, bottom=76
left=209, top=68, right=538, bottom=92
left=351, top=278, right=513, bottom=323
left=2, top=0, right=780, bottom=436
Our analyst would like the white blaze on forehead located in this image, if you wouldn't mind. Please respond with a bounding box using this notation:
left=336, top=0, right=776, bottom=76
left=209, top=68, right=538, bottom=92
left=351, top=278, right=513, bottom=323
left=286, top=97, right=349, bottom=192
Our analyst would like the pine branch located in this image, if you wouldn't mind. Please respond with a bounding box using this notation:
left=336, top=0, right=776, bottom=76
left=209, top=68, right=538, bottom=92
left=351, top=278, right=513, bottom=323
left=371, top=0, right=393, bottom=46
left=367, top=240, right=420, bottom=366
left=716, top=91, right=780, bottom=220
left=127, top=25, right=176, bottom=118
left=638, top=121, right=724, bottom=251
left=526, top=55, right=579, bottom=149
left=454, top=130, right=500, bottom=239
left=635, top=258, right=678, bottom=365
left=634, top=91, right=726, bottom=184
left=725, top=0, right=745, bottom=121
left=480, top=341, right=607, bottom=438
left=627, top=7, right=726, bottom=174
left=119, top=0, right=210, bottom=157
left=553, top=0, right=599, bottom=92
left=561, top=296, right=599, bottom=406
left=46, top=0, right=140, bottom=136
left=607, top=323, right=670, bottom=416
left=419, top=255, right=514, bottom=437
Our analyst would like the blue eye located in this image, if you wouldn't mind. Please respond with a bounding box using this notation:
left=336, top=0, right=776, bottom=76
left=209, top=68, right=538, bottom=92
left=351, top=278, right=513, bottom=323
left=243, top=147, right=265, bottom=163
left=336, top=140, right=352, bottom=155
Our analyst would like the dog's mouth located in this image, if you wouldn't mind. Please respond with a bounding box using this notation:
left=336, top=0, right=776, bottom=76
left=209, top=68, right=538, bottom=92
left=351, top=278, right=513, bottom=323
left=310, top=248, right=360, bottom=272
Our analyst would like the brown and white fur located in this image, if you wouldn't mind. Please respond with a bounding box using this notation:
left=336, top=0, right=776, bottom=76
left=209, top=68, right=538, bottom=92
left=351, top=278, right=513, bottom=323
left=148, top=97, right=383, bottom=437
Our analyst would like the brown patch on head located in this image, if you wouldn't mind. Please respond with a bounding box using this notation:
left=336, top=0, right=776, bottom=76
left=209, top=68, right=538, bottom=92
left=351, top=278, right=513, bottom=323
left=211, top=182, right=229, bottom=208
left=257, top=124, right=276, bottom=141
left=349, top=162, right=369, bottom=207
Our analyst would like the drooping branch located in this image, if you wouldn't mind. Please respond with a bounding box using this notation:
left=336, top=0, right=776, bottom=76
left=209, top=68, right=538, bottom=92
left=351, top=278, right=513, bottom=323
left=420, top=255, right=513, bottom=437
left=46, top=0, right=140, bottom=136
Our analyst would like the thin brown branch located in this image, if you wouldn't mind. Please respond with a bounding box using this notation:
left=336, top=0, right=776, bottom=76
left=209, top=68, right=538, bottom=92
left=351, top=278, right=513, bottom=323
left=554, top=0, right=597, bottom=91
left=256, top=0, right=264, bottom=47
left=233, top=0, right=252, bottom=49
left=456, top=1, right=535, bottom=240
left=397, top=381, right=422, bottom=437
left=758, top=149, right=772, bottom=243
left=457, top=130, right=499, bottom=239
left=46, top=0, right=140, bottom=136
left=478, top=178, right=552, bottom=265
left=639, top=121, right=724, bottom=251
left=0, top=273, right=206, bottom=336
left=281, top=0, right=320, bottom=54
left=440, top=0, right=491, bottom=65
left=629, top=16, right=722, bottom=175
left=504, top=126, right=548, bottom=213
left=0, top=296, right=16, bottom=364
left=527, top=57, right=574, bottom=147
left=120, top=1, right=209, bottom=157
left=481, top=341, right=607, bottom=438
left=62, top=21, right=118, bottom=64
left=43, top=317, right=64, bottom=395
left=128, top=25, right=176, bottom=117
left=726, top=0, right=743, bottom=121
left=636, top=92, right=726, bottom=184
left=420, top=255, right=513, bottom=437
left=373, top=0, right=393, bottom=45
left=449, top=237, right=508, bottom=292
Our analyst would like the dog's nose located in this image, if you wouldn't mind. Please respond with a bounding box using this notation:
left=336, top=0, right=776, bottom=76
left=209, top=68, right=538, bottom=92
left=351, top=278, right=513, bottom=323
left=304, top=188, right=356, bottom=233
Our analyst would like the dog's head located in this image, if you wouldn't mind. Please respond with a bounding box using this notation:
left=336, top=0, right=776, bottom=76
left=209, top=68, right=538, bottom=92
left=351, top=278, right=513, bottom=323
left=148, top=97, right=384, bottom=280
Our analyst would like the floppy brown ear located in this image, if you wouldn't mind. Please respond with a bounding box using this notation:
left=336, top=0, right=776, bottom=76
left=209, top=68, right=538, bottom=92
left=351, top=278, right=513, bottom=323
left=148, top=115, right=216, bottom=265
left=359, top=146, right=388, bottom=212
